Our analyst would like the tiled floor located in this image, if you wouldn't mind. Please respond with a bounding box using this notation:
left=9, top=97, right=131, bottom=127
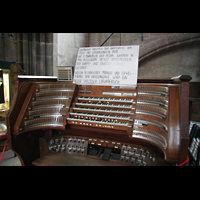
left=0, top=150, right=22, bottom=166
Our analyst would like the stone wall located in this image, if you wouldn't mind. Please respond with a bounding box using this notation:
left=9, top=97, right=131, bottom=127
left=0, top=33, right=16, bottom=62
left=139, top=41, right=200, bottom=81
left=89, top=33, right=200, bottom=81
left=0, top=33, right=89, bottom=76
left=14, top=33, right=53, bottom=76
left=53, top=33, right=88, bottom=76
left=1, top=33, right=199, bottom=81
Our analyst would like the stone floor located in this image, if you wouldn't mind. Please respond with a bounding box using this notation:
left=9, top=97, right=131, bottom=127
left=0, top=149, right=22, bottom=166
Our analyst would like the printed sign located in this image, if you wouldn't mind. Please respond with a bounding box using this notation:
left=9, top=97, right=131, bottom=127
left=73, top=45, right=139, bottom=87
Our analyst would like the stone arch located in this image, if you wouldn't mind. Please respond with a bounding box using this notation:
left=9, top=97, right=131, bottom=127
left=139, top=33, right=200, bottom=63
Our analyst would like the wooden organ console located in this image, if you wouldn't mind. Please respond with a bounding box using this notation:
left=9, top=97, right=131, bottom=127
left=6, top=75, right=192, bottom=166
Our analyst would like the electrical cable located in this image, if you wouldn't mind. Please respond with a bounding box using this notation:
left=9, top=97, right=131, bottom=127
left=0, top=139, right=8, bottom=164
left=100, top=33, right=114, bottom=46
left=178, top=155, right=189, bottom=166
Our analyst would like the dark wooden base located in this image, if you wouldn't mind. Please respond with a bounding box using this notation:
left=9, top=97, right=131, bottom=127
left=32, top=152, right=124, bottom=166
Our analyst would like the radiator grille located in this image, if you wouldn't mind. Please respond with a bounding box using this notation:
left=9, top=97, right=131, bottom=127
left=57, top=66, right=73, bottom=81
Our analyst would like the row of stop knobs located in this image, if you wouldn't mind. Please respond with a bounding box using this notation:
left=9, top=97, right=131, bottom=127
left=48, top=137, right=87, bottom=153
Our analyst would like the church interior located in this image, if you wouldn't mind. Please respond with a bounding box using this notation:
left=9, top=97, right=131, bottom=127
left=0, top=33, right=200, bottom=166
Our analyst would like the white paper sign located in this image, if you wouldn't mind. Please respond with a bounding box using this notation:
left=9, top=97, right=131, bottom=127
left=73, top=45, right=139, bottom=87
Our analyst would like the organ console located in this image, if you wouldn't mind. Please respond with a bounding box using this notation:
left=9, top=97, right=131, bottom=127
left=6, top=75, right=192, bottom=166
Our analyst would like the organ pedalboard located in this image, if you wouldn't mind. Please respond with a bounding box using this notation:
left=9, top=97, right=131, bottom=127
left=7, top=75, right=192, bottom=166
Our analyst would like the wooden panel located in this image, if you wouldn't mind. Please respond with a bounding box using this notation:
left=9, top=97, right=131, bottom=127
left=166, top=86, right=180, bottom=162
left=14, top=83, right=37, bottom=134
left=32, top=152, right=123, bottom=166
